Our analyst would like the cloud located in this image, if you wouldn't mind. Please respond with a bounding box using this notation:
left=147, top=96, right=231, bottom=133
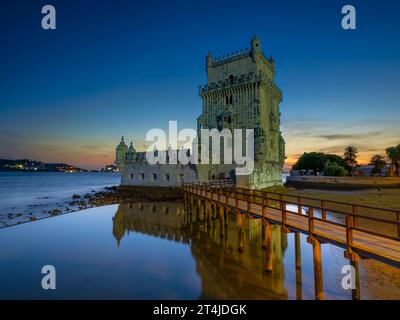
left=317, top=134, right=358, bottom=140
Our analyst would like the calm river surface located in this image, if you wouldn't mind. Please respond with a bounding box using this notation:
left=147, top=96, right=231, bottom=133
left=0, top=172, right=120, bottom=215
left=0, top=201, right=398, bottom=299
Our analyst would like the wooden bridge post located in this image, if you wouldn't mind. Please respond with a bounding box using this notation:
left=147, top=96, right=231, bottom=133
left=280, top=195, right=289, bottom=233
left=262, top=219, right=267, bottom=249
left=224, top=207, right=229, bottom=227
left=397, top=211, right=400, bottom=239
left=352, top=205, right=358, bottom=228
left=202, top=199, right=206, bottom=221
left=321, top=200, right=327, bottom=220
left=351, top=260, right=361, bottom=300
left=295, top=232, right=302, bottom=300
left=297, top=197, right=302, bottom=215
left=185, top=194, right=190, bottom=220
left=191, top=195, right=195, bottom=216
left=262, top=198, right=268, bottom=218
left=345, top=213, right=355, bottom=259
left=308, top=207, right=315, bottom=234
left=264, top=220, right=273, bottom=272
left=307, top=236, right=324, bottom=300
left=205, top=200, right=210, bottom=222
left=295, top=232, right=302, bottom=269
left=196, top=197, right=200, bottom=220
left=237, top=209, right=244, bottom=252
left=219, top=205, right=224, bottom=238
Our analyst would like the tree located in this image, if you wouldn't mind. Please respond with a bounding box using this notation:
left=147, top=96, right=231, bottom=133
left=369, top=154, right=387, bottom=176
left=386, top=144, right=400, bottom=176
left=344, top=146, right=358, bottom=175
left=292, top=152, right=326, bottom=175
left=292, top=152, right=350, bottom=175
left=325, top=154, right=351, bottom=172
left=323, top=161, right=348, bottom=177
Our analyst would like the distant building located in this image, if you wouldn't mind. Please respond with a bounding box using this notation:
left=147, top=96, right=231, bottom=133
left=103, top=164, right=118, bottom=172
left=355, top=165, right=389, bottom=177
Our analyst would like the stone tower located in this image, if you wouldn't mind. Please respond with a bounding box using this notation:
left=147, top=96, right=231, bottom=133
left=197, top=36, right=285, bottom=189
left=115, top=136, right=128, bottom=172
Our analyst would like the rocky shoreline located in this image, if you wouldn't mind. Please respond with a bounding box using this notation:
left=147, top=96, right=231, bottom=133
left=0, top=186, right=183, bottom=229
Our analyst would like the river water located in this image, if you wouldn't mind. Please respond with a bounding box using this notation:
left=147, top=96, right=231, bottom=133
left=0, top=172, right=121, bottom=216
left=0, top=201, right=398, bottom=299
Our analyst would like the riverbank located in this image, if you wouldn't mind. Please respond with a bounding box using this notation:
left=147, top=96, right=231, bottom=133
left=0, top=186, right=183, bottom=229
left=266, top=185, right=400, bottom=209
left=286, top=175, right=400, bottom=189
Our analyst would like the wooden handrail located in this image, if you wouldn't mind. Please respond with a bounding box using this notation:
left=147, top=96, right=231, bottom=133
left=183, top=182, right=399, bottom=220
left=185, top=181, right=399, bottom=213
left=182, top=183, right=400, bottom=241
left=183, top=183, right=400, bottom=268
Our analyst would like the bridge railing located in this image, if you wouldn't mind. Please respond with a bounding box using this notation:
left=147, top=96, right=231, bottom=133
left=182, top=182, right=400, bottom=264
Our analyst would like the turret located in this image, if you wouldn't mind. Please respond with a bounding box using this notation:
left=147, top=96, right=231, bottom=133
left=206, top=51, right=212, bottom=74
left=115, top=136, right=128, bottom=172
left=250, top=34, right=261, bottom=61
left=128, top=141, right=136, bottom=154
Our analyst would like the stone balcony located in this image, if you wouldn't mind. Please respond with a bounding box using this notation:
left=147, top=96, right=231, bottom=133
left=199, top=72, right=282, bottom=98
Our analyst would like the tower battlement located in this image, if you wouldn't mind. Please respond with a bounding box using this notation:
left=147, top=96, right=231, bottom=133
left=210, top=48, right=250, bottom=66
left=198, top=36, right=286, bottom=189
left=205, top=36, right=276, bottom=84
left=199, top=71, right=282, bottom=99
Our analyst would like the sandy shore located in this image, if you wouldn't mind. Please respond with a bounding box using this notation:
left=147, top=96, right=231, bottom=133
left=0, top=186, right=183, bottom=229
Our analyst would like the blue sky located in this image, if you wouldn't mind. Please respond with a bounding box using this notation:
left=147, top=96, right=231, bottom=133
left=0, top=0, right=399, bottom=169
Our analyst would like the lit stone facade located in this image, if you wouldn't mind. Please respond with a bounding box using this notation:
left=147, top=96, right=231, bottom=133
left=116, top=143, right=197, bottom=187
left=196, top=36, right=285, bottom=188
left=116, top=36, right=285, bottom=189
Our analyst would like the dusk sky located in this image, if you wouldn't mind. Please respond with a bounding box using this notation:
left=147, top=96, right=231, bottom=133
left=1, top=0, right=399, bottom=169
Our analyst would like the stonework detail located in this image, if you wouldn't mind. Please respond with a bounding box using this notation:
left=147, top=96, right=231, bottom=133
left=116, top=142, right=197, bottom=187
left=196, top=36, right=285, bottom=188
left=116, top=36, right=285, bottom=189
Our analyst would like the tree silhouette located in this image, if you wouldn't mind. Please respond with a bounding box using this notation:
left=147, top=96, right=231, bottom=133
left=344, top=146, right=358, bottom=175
left=386, top=144, right=400, bottom=176
left=369, top=154, right=387, bottom=176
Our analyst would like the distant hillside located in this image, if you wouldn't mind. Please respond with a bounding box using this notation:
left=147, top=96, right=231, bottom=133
left=0, top=159, right=88, bottom=172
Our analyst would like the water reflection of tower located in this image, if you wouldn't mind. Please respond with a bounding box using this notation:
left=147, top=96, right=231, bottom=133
left=112, top=202, right=288, bottom=299
left=112, top=202, right=187, bottom=245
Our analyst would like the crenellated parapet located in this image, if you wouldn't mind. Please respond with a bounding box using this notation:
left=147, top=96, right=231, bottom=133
left=210, top=48, right=250, bottom=66
left=124, top=148, right=192, bottom=164
left=199, top=71, right=282, bottom=100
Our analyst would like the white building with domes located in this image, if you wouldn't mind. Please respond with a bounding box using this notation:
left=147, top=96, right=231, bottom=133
left=115, top=137, right=197, bottom=187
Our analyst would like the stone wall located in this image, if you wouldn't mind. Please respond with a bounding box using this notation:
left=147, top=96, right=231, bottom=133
left=121, top=162, right=197, bottom=187
left=286, top=175, right=400, bottom=189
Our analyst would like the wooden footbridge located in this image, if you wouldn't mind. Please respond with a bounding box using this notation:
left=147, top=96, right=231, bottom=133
left=182, top=182, right=400, bottom=299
